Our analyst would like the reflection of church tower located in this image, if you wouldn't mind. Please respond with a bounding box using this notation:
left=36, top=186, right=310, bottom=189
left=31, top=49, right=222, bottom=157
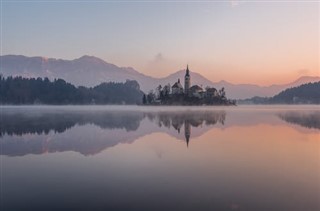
left=184, top=65, right=190, bottom=95
left=184, top=120, right=191, bottom=147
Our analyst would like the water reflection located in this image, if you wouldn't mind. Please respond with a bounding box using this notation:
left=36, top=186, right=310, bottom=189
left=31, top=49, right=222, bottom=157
left=1, top=106, right=319, bottom=211
left=278, top=111, right=320, bottom=129
left=0, top=108, right=226, bottom=156
left=0, top=110, right=143, bottom=136
left=0, top=107, right=319, bottom=157
left=146, top=111, right=226, bottom=147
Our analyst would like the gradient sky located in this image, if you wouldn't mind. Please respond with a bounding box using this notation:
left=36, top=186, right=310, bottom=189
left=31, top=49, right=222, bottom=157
left=1, top=0, right=319, bottom=85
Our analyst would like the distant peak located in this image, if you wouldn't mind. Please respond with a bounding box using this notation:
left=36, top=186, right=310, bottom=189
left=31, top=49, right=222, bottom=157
left=290, top=75, right=320, bottom=85
left=295, top=75, right=319, bottom=81
left=78, top=55, right=100, bottom=60
left=76, top=55, right=107, bottom=64
left=218, top=80, right=228, bottom=84
left=119, top=66, right=139, bottom=74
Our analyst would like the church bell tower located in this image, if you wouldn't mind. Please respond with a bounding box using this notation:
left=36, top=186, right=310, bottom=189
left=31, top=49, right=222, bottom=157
left=184, top=65, right=190, bottom=95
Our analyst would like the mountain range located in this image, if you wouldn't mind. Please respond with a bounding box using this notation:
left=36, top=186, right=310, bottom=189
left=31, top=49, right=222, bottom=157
left=1, top=55, right=319, bottom=99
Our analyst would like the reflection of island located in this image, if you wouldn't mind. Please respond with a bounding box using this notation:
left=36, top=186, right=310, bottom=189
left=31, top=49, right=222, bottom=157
left=278, top=111, right=320, bottom=130
left=0, top=109, right=226, bottom=156
left=147, top=111, right=226, bottom=147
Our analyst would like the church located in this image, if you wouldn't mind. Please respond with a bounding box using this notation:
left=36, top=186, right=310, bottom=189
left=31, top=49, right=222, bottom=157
left=171, top=65, right=211, bottom=98
left=144, top=64, right=233, bottom=105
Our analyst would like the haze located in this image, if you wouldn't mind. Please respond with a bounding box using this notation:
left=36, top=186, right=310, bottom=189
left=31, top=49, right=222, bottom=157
left=2, top=1, right=319, bottom=85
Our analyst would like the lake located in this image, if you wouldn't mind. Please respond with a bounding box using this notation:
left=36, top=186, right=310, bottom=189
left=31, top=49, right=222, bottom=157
left=0, top=105, right=319, bottom=211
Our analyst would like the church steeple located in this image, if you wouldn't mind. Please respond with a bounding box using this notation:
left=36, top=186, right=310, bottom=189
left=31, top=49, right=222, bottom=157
left=186, top=64, right=190, bottom=76
left=184, top=65, right=191, bottom=94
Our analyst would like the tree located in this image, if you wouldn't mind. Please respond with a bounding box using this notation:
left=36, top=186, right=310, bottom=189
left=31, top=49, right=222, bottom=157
left=155, top=85, right=162, bottom=99
left=125, top=80, right=140, bottom=90
left=147, top=90, right=156, bottom=104
left=163, top=83, right=171, bottom=96
left=142, top=94, right=147, bottom=105
left=219, top=87, right=226, bottom=99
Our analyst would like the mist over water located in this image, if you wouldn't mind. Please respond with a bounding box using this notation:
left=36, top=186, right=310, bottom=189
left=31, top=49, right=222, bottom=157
left=1, top=105, right=319, bottom=211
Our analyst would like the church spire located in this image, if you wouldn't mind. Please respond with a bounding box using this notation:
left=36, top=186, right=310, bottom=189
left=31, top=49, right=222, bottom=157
left=184, top=64, right=191, bottom=95
left=185, top=64, right=190, bottom=76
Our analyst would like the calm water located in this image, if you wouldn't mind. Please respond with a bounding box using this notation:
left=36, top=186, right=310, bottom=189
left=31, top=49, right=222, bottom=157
left=0, top=105, right=319, bottom=211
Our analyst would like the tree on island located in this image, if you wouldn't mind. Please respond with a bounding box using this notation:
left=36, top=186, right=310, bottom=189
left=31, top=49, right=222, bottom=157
left=144, top=83, right=235, bottom=106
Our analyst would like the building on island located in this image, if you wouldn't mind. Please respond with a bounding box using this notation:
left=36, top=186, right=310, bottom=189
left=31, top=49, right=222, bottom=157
left=171, top=65, right=205, bottom=98
left=206, top=87, right=218, bottom=98
left=189, top=85, right=203, bottom=98
left=171, top=65, right=191, bottom=95
left=172, top=79, right=184, bottom=95
left=144, top=64, right=234, bottom=105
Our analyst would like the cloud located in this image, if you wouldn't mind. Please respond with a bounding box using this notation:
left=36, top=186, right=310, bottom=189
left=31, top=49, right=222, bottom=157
left=297, top=68, right=310, bottom=75
left=154, top=53, right=164, bottom=63
left=145, top=53, right=178, bottom=77
left=145, top=53, right=168, bottom=74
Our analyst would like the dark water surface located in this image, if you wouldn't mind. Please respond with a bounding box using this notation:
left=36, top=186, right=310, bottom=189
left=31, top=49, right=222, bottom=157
left=1, top=105, right=319, bottom=211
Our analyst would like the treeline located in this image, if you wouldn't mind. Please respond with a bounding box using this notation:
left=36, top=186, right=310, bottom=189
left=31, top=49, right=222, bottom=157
left=270, top=82, right=320, bottom=104
left=239, top=82, right=320, bottom=104
left=0, top=75, right=144, bottom=104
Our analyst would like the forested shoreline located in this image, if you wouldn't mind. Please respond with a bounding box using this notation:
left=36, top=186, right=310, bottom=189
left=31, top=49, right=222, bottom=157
left=0, top=76, right=144, bottom=105
left=239, top=82, right=320, bottom=104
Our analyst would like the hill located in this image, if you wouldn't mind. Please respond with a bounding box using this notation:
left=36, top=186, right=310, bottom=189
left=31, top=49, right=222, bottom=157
left=239, top=82, right=320, bottom=104
left=270, top=82, right=320, bottom=104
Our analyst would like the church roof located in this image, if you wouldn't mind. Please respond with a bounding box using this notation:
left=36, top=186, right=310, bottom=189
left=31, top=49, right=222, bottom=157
left=206, top=87, right=217, bottom=92
left=172, top=81, right=183, bottom=89
left=190, top=85, right=203, bottom=91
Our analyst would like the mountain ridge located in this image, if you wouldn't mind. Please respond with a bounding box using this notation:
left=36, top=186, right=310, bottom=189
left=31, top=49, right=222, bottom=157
left=1, top=55, right=319, bottom=99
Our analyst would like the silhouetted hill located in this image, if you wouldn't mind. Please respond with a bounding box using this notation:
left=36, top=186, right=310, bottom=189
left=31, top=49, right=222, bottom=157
left=239, top=82, right=320, bottom=104
left=270, top=82, right=320, bottom=104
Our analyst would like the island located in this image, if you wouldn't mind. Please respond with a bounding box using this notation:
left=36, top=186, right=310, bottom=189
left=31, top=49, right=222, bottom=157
left=142, top=65, right=236, bottom=106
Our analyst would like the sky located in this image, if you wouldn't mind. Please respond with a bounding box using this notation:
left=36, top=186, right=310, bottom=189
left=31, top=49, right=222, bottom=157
left=1, top=0, right=319, bottom=85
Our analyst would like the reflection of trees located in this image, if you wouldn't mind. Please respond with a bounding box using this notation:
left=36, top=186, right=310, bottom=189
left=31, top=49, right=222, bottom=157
left=1, top=109, right=226, bottom=156
left=0, top=111, right=144, bottom=137
left=1, top=110, right=226, bottom=138
left=278, top=112, right=320, bottom=130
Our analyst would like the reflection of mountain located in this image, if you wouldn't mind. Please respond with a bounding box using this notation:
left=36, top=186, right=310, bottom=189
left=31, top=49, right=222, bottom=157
left=278, top=112, right=320, bottom=130
left=0, top=109, right=226, bottom=156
